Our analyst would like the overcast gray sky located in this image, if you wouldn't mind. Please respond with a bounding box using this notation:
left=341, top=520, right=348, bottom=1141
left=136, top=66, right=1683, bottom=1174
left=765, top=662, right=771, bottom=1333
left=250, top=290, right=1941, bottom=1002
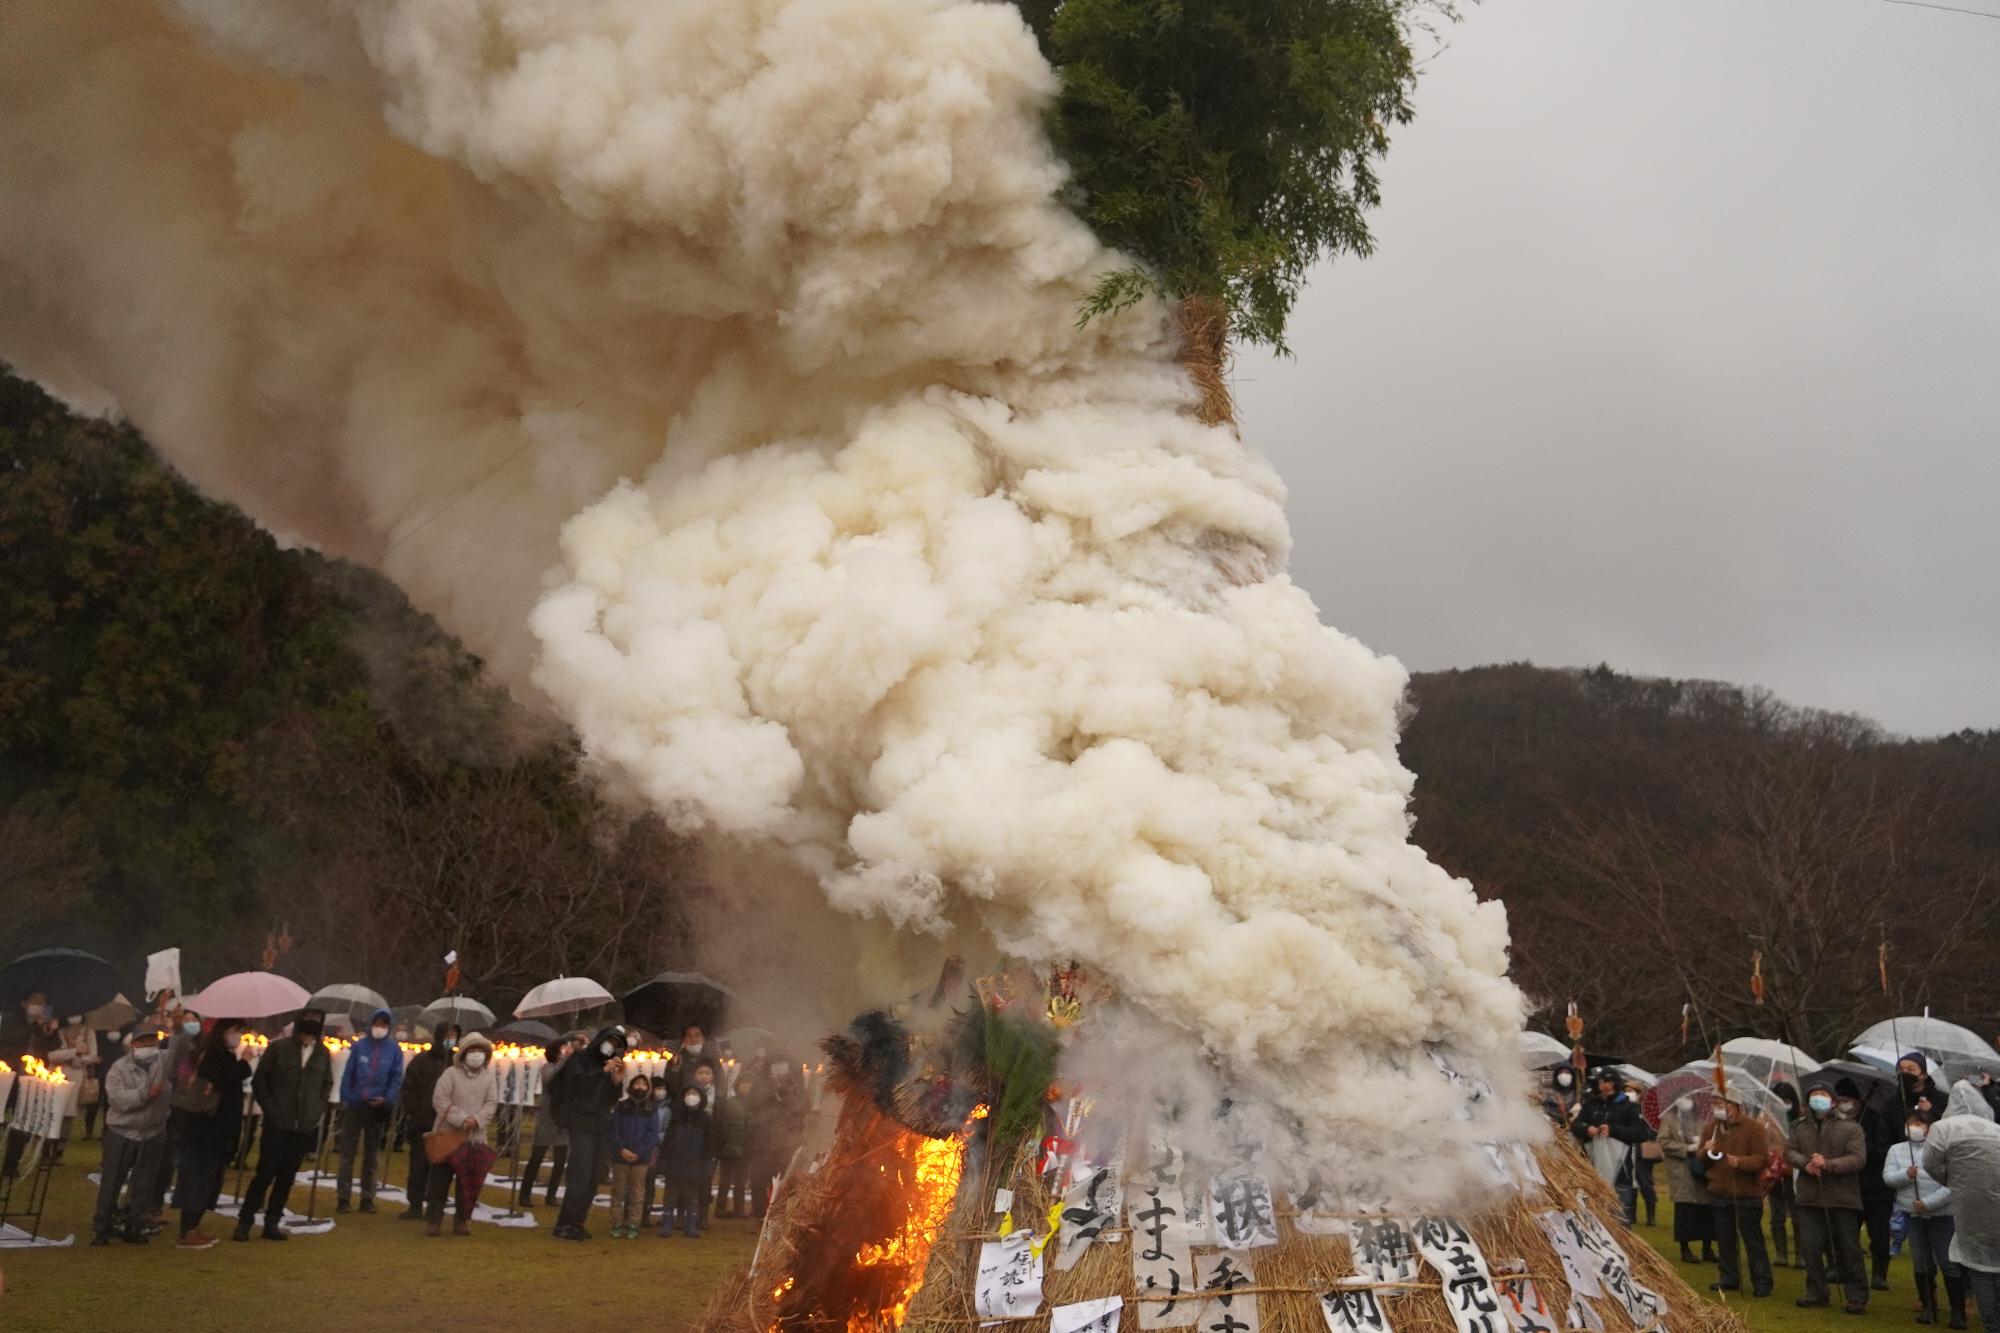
left=1235, top=0, right=1999, bottom=738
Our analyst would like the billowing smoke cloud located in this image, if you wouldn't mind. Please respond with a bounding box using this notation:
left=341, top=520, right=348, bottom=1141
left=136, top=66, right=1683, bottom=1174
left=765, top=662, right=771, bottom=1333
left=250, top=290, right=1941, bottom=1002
left=0, top=0, right=1534, bottom=1202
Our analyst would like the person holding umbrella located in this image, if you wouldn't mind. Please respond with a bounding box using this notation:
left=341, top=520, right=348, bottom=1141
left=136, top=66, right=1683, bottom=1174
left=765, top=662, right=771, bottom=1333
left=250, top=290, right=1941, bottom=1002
left=425, top=1031, right=499, bottom=1236
left=233, top=1008, right=332, bottom=1242
left=1698, top=1091, right=1775, bottom=1297
left=1788, top=1078, right=1870, bottom=1312
left=169, top=1016, right=252, bottom=1250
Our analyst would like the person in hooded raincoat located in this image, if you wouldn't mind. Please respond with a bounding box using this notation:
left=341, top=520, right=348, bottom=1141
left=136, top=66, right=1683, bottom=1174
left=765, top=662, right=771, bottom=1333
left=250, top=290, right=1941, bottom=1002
left=1923, top=1080, right=2000, bottom=1330
left=335, top=1006, right=405, bottom=1213
left=426, top=1031, right=499, bottom=1236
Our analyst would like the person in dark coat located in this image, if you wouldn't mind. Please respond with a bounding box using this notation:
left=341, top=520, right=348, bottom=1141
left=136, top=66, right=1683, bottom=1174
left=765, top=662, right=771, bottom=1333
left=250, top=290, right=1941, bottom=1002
left=744, top=1052, right=806, bottom=1219
left=1787, top=1080, right=1870, bottom=1313
left=656, top=1083, right=712, bottom=1239
left=1900, top=1054, right=1950, bottom=1125
left=233, top=1008, right=333, bottom=1241
left=396, top=1024, right=459, bottom=1221
left=1850, top=1082, right=1900, bottom=1293
left=713, top=1073, right=751, bottom=1219
left=550, top=1024, right=628, bottom=1241
left=170, top=1018, right=252, bottom=1250
left=1767, top=1081, right=1803, bottom=1267
left=1572, top=1067, right=1652, bottom=1225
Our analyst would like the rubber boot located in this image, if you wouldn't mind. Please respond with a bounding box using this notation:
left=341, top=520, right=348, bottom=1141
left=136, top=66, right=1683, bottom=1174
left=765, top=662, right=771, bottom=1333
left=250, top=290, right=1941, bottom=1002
left=1914, top=1270, right=1937, bottom=1325
left=1772, top=1228, right=1789, bottom=1269
left=453, top=1206, right=472, bottom=1237
left=1942, top=1274, right=1968, bottom=1330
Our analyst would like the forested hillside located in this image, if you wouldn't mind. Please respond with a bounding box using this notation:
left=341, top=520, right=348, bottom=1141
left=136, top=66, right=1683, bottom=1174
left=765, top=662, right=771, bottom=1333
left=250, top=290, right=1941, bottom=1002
left=5, top=366, right=1994, bottom=1066
left=0, top=369, right=695, bottom=1004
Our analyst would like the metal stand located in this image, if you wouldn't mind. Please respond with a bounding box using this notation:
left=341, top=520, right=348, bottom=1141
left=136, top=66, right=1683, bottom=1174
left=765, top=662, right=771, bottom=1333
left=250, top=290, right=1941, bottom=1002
left=493, top=1102, right=527, bottom=1219
left=303, top=1106, right=335, bottom=1221
left=0, top=1130, right=60, bottom=1239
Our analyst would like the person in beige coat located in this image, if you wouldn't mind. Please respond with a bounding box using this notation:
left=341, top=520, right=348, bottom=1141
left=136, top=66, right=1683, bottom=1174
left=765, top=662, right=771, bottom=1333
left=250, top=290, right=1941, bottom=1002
left=426, top=1032, right=498, bottom=1236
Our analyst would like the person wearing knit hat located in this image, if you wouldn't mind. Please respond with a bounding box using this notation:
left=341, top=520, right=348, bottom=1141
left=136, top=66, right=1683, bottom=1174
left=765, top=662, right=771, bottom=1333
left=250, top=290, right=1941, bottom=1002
left=1698, top=1091, right=1776, bottom=1297
left=1787, top=1076, right=1870, bottom=1312
left=1901, top=1053, right=1949, bottom=1124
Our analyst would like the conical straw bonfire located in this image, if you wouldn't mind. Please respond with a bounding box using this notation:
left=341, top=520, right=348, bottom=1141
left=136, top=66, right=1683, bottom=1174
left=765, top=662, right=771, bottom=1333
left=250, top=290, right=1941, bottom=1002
left=698, top=970, right=1747, bottom=1333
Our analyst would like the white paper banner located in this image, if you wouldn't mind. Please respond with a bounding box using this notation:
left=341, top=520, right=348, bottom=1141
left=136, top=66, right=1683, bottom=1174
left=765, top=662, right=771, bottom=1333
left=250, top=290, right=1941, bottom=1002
left=144, top=947, right=182, bottom=999
left=1497, top=1276, right=1559, bottom=1333
left=1531, top=1212, right=1605, bottom=1331
left=1348, top=1211, right=1419, bottom=1285
left=1320, top=1284, right=1394, bottom=1333
left=1411, top=1217, right=1507, bottom=1333
left=1567, top=1205, right=1666, bottom=1327
left=1194, top=1252, right=1259, bottom=1333
left=1131, top=1174, right=1198, bottom=1328
left=1052, top=1297, right=1125, bottom=1333
left=975, top=1231, right=1046, bottom=1321
left=1209, top=1173, right=1279, bottom=1250
left=1058, top=1161, right=1125, bottom=1271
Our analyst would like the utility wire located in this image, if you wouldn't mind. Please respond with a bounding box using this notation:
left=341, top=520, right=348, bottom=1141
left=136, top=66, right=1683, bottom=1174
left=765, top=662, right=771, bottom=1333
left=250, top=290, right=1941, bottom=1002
left=1881, top=0, right=2000, bottom=20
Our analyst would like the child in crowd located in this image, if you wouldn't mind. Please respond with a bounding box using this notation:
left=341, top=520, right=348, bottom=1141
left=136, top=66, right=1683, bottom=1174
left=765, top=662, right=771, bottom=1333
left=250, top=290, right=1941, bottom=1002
left=607, top=1075, right=660, bottom=1239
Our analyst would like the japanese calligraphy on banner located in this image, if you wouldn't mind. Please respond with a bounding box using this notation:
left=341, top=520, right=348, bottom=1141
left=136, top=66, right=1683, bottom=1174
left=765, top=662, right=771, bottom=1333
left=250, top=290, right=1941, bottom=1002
left=1319, top=1284, right=1394, bottom=1333
left=1496, top=1275, right=1558, bottom=1333
left=975, top=1231, right=1045, bottom=1320
left=1531, top=1212, right=1606, bottom=1332
left=1209, top=1173, right=1280, bottom=1249
left=1052, top=1297, right=1126, bottom=1333
left=1142, top=1135, right=1211, bottom=1246
left=1194, top=1253, right=1260, bottom=1333
left=1059, top=1162, right=1125, bottom=1271
left=1290, top=1171, right=1345, bottom=1236
left=1410, top=1216, right=1505, bottom=1333
left=1348, top=1212, right=1419, bottom=1285
left=1428, top=1048, right=1496, bottom=1121
left=1567, top=1205, right=1667, bottom=1326
left=1131, top=1174, right=1198, bottom=1328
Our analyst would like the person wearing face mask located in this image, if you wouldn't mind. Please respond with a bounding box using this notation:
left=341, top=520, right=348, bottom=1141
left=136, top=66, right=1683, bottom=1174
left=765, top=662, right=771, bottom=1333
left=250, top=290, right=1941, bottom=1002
left=397, top=1024, right=461, bottom=1221
left=334, top=1006, right=405, bottom=1214
left=549, top=1024, right=628, bottom=1240
left=1887, top=1110, right=1960, bottom=1326
left=1542, top=1066, right=1582, bottom=1129
left=1787, top=1079, right=1870, bottom=1312
left=1697, top=1093, right=1775, bottom=1297
left=607, top=1075, right=661, bottom=1238
left=743, top=1053, right=806, bottom=1220
left=520, top=1033, right=582, bottom=1209
left=232, top=1008, right=333, bottom=1241
left=91, top=1027, right=171, bottom=1245
left=657, top=1081, right=713, bottom=1239
left=670, top=1024, right=720, bottom=1095
left=168, top=1016, right=252, bottom=1250
left=1659, top=1094, right=1720, bottom=1264
left=1767, top=1082, right=1804, bottom=1268
left=424, top=1031, right=499, bottom=1236
left=1900, top=1054, right=1949, bottom=1126
left=1924, top=1080, right=2000, bottom=1330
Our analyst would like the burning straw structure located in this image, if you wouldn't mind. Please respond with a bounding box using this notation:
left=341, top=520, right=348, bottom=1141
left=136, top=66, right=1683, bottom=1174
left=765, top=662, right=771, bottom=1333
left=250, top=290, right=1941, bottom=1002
left=701, top=989, right=1748, bottom=1333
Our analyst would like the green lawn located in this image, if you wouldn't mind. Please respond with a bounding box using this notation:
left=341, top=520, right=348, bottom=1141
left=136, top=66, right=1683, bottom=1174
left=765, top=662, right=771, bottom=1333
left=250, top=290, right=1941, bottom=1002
left=1635, top=1198, right=1961, bottom=1333
left=2, top=1135, right=756, bottom=1330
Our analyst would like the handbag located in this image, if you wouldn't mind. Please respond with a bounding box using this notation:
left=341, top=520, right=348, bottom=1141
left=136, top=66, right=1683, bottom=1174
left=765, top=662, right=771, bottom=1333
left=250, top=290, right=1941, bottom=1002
left=425, top=1123, right=469, bottom=1164
left=1757, top=1149, right=1789, bottom=1196
left=1639, top=1139, right=1663, bottom=1161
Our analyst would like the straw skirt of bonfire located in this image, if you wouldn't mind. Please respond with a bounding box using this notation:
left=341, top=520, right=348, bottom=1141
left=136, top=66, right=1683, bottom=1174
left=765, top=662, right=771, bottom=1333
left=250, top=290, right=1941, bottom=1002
left=697, top=1001, right=1747, bottom=1333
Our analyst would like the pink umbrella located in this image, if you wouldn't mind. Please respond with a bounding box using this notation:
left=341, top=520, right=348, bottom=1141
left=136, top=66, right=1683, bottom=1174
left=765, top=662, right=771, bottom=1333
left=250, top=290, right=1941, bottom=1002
left=183, top=970, right=311, bottom=1019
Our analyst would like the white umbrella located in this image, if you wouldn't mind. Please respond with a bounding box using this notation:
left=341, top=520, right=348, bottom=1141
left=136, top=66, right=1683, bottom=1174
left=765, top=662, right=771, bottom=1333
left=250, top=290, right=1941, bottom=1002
left=1613, top=1063, right=1657, bottom=1089
left=1719, top=1037, right=1822, bottom=1085
left=1519, top=1031, right=1573, bottom=1066
left=515, top=976, right=614, bottom=1019
left=307, top=982, right=391, bottom=1025
left=184, top=971, right=312, bottom=1020
left=1849, top=1045, right=1901, bottom=1073
left=419, top=996, right=497, bottom=1031
left=1852, top=1017, right=2000, bottom=1066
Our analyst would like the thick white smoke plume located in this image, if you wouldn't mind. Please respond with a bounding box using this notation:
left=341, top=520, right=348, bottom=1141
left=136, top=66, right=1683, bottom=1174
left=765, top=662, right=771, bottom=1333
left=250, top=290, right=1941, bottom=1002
left=0, top=0, right=1534, bottom=1201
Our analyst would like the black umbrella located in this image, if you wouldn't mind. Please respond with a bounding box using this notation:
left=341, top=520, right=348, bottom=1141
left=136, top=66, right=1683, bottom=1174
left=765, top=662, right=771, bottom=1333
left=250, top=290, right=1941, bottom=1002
left=488, top=1019, right=560, bottom=1046
left=620, top=971, right=738, bottom=1040
left=1802, top=1059, right=1899, bottom=1114
left=0, top=948, right=123, bottom=1019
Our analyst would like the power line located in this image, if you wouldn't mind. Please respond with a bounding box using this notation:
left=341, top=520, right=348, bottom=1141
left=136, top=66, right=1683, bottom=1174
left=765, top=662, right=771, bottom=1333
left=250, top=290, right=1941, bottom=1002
left=1881, top=0, right=2000, bottom=19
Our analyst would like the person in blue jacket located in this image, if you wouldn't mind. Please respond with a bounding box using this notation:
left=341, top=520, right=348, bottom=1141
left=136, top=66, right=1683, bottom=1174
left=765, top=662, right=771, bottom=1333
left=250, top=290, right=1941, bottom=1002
left=335, top=1007, right=405, bottom=1213
left=606, top=1075, right=661, bottom=1238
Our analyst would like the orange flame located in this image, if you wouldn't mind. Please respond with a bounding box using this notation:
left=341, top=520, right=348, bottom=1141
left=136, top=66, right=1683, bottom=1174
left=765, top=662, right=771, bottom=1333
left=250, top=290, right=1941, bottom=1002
left=845, top=1133, right=968, bottom=1332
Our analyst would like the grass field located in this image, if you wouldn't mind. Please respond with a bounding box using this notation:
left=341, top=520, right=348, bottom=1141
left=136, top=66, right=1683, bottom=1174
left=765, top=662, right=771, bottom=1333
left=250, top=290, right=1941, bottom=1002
left=2, top=1135, right=757, bottom=1331
left=0, top=1140, right=1956, bottom=1332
